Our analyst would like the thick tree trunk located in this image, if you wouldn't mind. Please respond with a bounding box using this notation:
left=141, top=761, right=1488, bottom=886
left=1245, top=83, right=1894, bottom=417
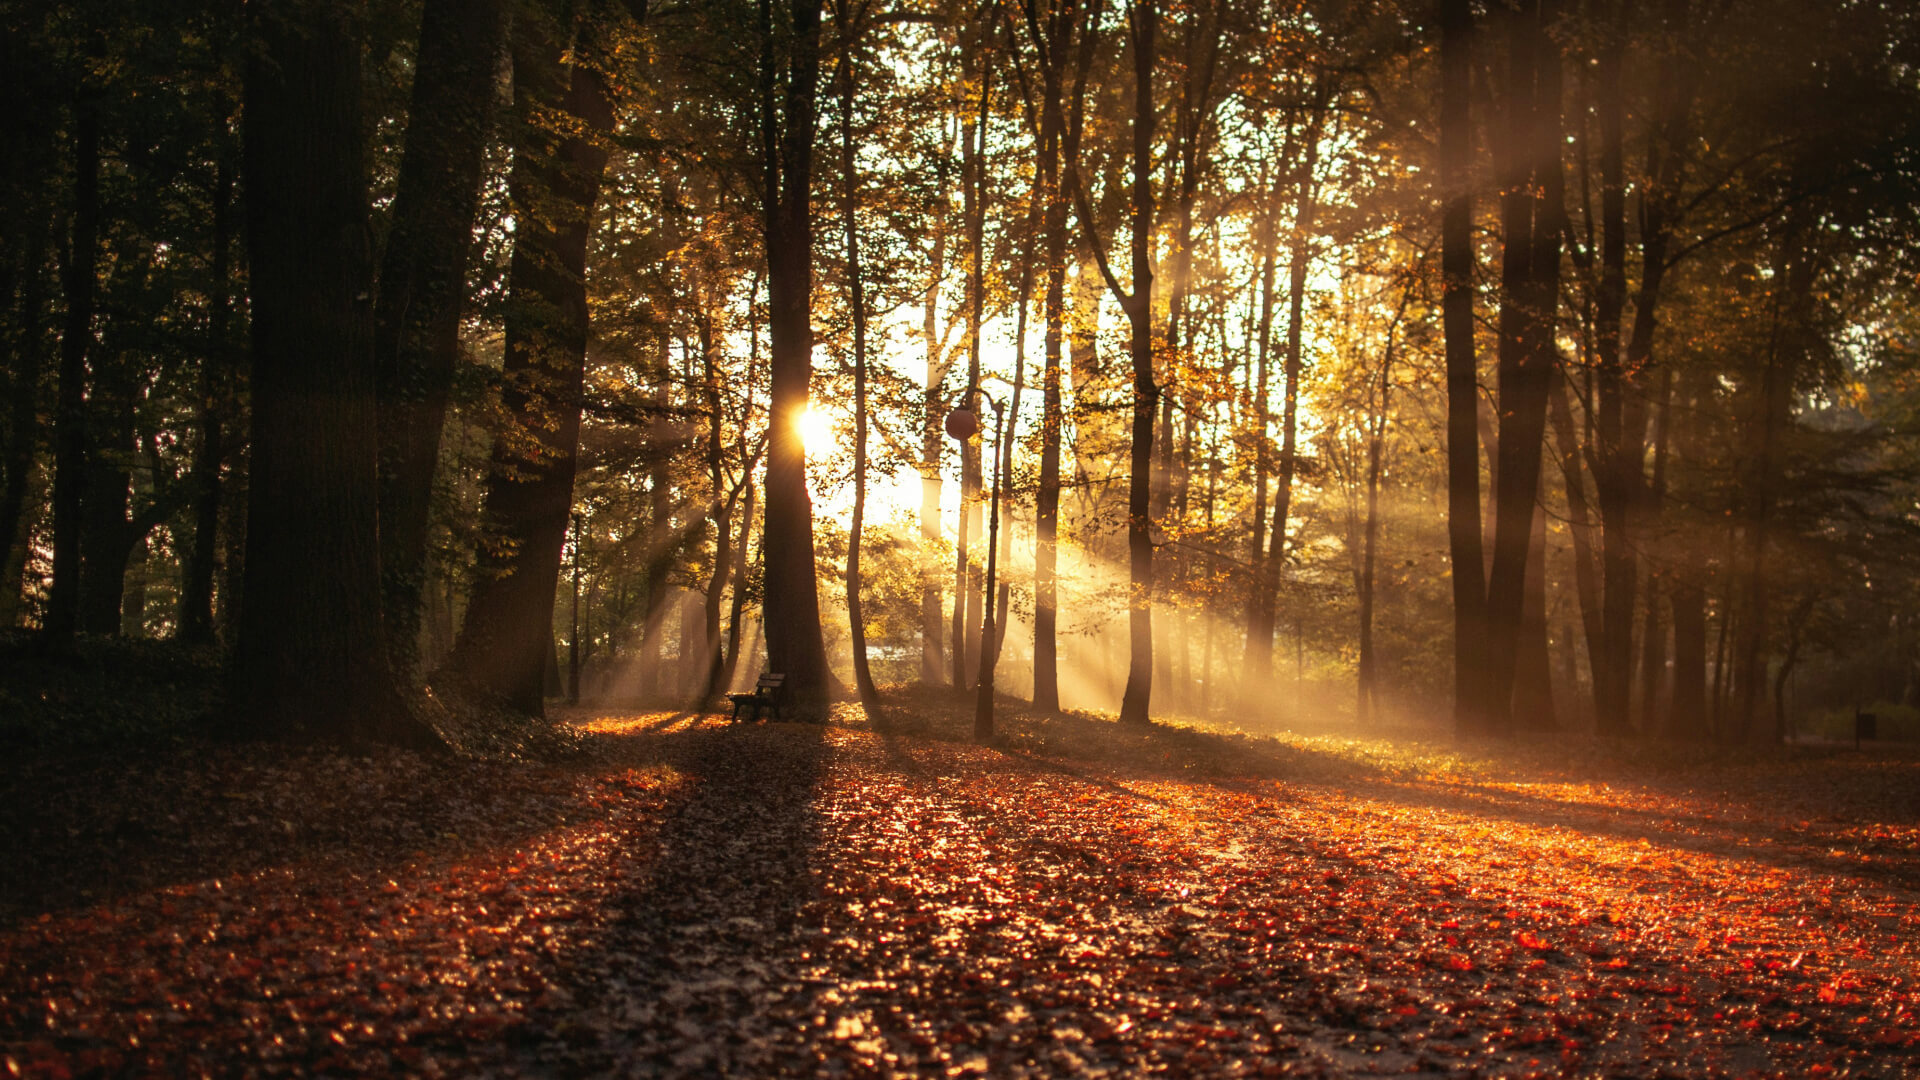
left=373, top=0, right=506, bottom=675
left=1439, top=0, right=1488, bottom=732
left=46, top=87, right=100, bottom=643
left=447, top=10, right=613, bottom=717
left=1512, top=496, right=1556, bottom=728
left=0, top=229, right=47, bottom=617
left=232, top=0, right=437, bottom=749
left=76, top=350, right=135, bottom=635
left=1480, top=0, right=1564, bottom=734
left=758, top=0, right=832, bottom=716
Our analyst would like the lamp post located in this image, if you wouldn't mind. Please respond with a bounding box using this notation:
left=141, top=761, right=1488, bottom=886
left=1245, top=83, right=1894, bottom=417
left=946, top=388, right=1007, bottom=742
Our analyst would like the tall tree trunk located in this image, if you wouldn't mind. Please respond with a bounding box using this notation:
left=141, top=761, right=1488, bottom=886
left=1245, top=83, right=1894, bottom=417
left=1356, top=328, right=1393, bottom=726
left=1636, top=367, right=1674, bottom=730
left=1733, top=226, right=1813, bottom=741
left=46, top=80, right=100, bottom=643
left=77, top=344, right=135, bottom=635
left=918, top=152, right=950, bottom=686
left=641, top=343, right=673, bottom=697
left=837, top=0, right=879, bottom=706
left=447, top=9, right=613, bottom=717
left=721, top=475, right=756, bottom=696
left=1549, top=375, right=1607, bottom=710
left=180, top=146, right=235, bottom=645
left=758, top=0, right=832, bottom=716
left=1480, top=0, right=1564, bottom=734
left=1439, top=0, right=1488, bottom=732
left=699, top=306, right=733, bottom=702
left=1590, top=0, right=1636, bottom=736
left=374, top=0, right=507, bottom=675
left=1255, top=95, right=1326, bottom=680
left=1115, top=0, right=1157, bottom=726
left=1667, top=372, right=1709, bottom=737
left=1244, top=215, right=1277, bottom=672
left=719, top=280, right=761, bottom=698
left=953, top=38, right=992, bottom=692
left=232, top=0, right=436, bottom=749
left=0, top=227, right=48, bottom=622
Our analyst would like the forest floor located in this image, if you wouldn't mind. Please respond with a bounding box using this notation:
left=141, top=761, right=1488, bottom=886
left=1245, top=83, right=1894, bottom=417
left=4, top=687, right=1920, bottom=1078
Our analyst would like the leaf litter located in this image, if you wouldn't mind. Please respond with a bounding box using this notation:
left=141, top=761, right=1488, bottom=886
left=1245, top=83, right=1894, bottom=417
left=4, top=693, right=1918, bottom=1077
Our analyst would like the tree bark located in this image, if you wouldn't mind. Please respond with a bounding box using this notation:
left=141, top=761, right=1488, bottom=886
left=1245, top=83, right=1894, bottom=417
left=1439, top=0, right=1488, bottom=732
left=373, top=0, right=507, bottom=675
left=1480, top=0, right=1564, bottom=735
left=758, top=0, right=832, bottom=716
left=837, top=0, right=879, bottom=706
left=180, top=146, right=236, bottom=645
left=1590, top=0, right=1636, bottom=736
left=1254, top=92, right=1326, bottom=680
left=447, top=8, right=613, bottom=717
left=1115, top=0, right=1157, bottom=726
left=232, top=0, right=437, bottom=749
left=1025, top=0, right=1097, bottom=713
left=45, top=79, right=100, bottom=643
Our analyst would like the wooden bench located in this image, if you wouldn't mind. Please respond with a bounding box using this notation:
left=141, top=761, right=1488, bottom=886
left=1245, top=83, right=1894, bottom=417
left=728, top=672, right=787, bottom=723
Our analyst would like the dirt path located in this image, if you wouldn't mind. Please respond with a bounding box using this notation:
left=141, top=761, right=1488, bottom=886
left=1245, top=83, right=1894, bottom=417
left=5, top=708, right=1919, bottom=1077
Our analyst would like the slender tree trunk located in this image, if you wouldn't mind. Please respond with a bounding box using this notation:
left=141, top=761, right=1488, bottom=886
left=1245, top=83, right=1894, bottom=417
left=1439, top=0, right=1488, bottom=731
left=1549, top=375, right=1607, bottom=709
left=1115, top=0, right=1158, bottom=727
left=374, top=0, right=507, bottom=674
left=1636, top=367, right=1674, bottom=730
left=1667, top=373, right=1709, bottom=737
left=1256, top=97, right=1326, bottom=680
left=837, top=3, right=879, bottom=705
left=699, top=307, right=732, bottom=702
left=758, top=0, right=832, bottom=716
left=722, top=476, right=756, bottom=696
left=1244, top=226, right=1276, bottom=671
left=1590, top=0, right=1636, bottom=736
left=954, top=40, right=992, bottom=691
left=447, top=10, right=613, bottom=716
left=1357, top=329, right=1393, bottom=726
left=232, top=0, right=437, bottom=749
left=1733, top=229, right=1813, bottom=741
left=180, top=147, right=235, bottom=645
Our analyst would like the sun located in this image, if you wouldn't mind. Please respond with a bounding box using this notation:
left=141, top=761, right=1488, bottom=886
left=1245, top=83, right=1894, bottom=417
left=797, top=405, right=836, bottom=457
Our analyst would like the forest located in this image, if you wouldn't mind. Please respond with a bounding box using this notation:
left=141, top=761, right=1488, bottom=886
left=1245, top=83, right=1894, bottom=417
left=4, top=0, right=1920, bottom=1075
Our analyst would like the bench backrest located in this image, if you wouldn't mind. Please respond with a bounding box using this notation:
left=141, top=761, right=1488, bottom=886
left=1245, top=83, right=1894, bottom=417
left=756, top=672, right=786, bottom=691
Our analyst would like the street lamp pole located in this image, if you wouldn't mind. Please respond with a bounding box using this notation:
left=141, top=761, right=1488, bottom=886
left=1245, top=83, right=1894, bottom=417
left=946, top=388, right=1009, bottom=741
left=974, top=394, right=1008, bottom=741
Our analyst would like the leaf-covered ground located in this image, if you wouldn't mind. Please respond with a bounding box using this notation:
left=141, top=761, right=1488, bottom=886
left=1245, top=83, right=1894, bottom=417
left=5, top=689, right=1919, bottom=1077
